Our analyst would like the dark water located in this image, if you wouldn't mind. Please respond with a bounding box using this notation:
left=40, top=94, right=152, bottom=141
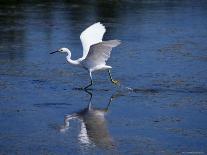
left=0, top=0, right=207, bottom=154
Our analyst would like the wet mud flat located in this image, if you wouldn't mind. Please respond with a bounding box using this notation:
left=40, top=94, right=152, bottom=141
left=0, top=0, right=207, bottom=154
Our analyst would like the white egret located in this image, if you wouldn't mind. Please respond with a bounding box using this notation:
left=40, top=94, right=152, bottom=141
left=50, top=22, right=121, bottom=89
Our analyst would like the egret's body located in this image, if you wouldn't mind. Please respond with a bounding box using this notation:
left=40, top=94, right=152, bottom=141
left=50, top=22, right=121, bottom=89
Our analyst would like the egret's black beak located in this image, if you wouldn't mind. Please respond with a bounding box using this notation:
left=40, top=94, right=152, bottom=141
left=50, top=51, right=59, bottom=54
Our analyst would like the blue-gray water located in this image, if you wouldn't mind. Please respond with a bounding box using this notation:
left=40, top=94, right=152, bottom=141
left=0, top=0, right=207, bottom=154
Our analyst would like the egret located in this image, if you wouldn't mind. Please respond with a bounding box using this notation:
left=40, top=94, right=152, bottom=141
left=50, top=22, right=121, bottom=89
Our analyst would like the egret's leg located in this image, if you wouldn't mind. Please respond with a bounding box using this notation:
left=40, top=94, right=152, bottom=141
left=108, top=70, right=119, bottom=85
left=84, top=71, right=93, bottom=89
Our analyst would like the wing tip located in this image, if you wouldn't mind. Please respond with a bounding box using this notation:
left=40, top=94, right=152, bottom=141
left=116, top=39, right=121, bottom=45
left=80, top=22, right=106, bottom=39
left=96, top=21, right=106, bottom=31
left=100, top=40, right=121, bottom=48
left=111, top=39, right=122, bottom=47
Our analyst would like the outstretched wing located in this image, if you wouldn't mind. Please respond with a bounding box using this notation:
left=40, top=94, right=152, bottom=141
left=80, top=22, right=106, bottom=60
left=84, top=40, right=121, bottom=67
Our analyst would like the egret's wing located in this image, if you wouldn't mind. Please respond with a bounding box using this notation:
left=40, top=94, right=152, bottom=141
left=84, top=40, right=121, bottom=66
left=80, top=22, right=106, bottom=60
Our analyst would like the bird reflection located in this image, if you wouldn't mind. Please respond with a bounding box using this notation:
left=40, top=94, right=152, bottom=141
left=60, top=90, right=119, bottom=150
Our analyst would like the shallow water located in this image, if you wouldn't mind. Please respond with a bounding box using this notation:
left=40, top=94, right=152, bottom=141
left=0, top=0, right=207, bottom=154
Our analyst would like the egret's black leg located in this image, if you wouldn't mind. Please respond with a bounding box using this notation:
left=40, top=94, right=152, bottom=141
left=84, top=71, right=93, bottom=90
left=84, top=80, right=93, bottom=90
left=108, top=70, right=119, bottom=85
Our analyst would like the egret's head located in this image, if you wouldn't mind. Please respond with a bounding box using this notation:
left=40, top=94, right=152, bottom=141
left=58, top=48, right=70, bottom=53
left=50, top=48, right=71, bottom=56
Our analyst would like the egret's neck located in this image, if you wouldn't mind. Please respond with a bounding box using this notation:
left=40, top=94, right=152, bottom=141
left=66, top=54, right=80, bottom=66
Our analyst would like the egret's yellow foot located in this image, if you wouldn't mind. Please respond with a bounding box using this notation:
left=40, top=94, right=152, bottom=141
left=112, top=79, right=120, bottom=85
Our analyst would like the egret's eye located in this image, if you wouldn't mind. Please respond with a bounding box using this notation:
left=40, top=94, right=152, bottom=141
left=60, top=49, right=63, bottom=51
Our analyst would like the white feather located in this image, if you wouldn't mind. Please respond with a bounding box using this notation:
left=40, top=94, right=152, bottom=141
left=82, top=40, right=121, bottom=71
left=80, top=22, right=106, bottom=60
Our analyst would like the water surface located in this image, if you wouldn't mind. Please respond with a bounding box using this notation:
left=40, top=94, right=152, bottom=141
left=0, top=0, right=207, bottom=154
